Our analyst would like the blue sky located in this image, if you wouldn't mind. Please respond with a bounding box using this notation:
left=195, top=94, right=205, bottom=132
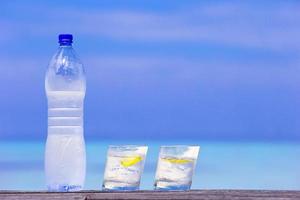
left=0, top=0, right=299, bottom=140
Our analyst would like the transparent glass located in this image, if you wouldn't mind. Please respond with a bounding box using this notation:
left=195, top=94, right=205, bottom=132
left=154, top=145, right=200, bottom=190
left=45, top=45, right=86, bottom=92
left=103, top=145, right=148, bottom=191
left=45, top=44, right=86, bottom=192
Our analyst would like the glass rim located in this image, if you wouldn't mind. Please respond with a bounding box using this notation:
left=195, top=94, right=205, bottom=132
left=108, top=145, right=148, bottom=148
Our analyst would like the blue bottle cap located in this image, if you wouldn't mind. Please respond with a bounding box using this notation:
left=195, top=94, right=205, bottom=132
left=58, top=34, right=73, bottom=45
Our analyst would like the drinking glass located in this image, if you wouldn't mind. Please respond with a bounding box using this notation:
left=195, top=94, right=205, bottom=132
left=154, top=145, right=200, bottom=190
left=103, top=145, right=148, bottom=191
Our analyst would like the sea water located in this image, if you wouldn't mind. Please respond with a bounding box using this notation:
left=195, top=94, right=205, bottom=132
left=0, top=141, right=300, bottom=190
left=45, top=91, right=86, bottom=191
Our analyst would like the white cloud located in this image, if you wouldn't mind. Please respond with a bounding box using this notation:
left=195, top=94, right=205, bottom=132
left=0, top=54, right=298, bottom=91
left=83, top=55, right=300, bottom=89
left=0, top=1, right=299, bottom=90
left=1, top=1, right=300, bottom=51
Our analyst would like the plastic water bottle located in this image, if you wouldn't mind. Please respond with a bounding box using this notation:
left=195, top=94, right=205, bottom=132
left=45, top=34, right=86, bottom=191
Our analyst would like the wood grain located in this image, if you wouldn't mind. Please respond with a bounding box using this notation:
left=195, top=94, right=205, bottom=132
left=1, top=190, right=300, bottom=200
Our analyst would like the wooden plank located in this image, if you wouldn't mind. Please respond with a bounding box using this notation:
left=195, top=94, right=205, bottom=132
left=0, top=190, right=300, bottom=200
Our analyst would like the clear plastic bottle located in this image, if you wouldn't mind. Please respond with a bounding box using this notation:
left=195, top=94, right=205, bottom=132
left=45, top=34, right=86, bottom=192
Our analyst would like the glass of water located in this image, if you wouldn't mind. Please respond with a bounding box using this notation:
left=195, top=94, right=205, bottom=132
left=102, top=145, right=148, bottom=191
left=154, top=145, right=200, bottom=190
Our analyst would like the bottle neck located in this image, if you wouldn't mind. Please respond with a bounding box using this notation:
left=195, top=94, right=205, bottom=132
left=58, top=45, right=73, bottom=50
left=59, top=42, right=73, bottom=47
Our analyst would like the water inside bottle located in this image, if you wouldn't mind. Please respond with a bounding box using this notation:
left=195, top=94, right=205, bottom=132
left=45, top=91, right=86, bottom=191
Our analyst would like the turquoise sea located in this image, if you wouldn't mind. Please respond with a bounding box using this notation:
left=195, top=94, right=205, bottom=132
left=0, top=140, right=299, bottom=190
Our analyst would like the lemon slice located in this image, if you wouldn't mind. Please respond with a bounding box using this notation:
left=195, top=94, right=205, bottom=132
left=121, top=156, right=143, bottom=167
left=162, top=158, right=192, bottom=164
